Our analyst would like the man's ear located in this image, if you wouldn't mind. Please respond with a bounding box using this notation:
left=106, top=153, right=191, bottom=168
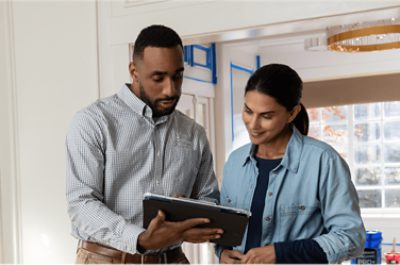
left=288, top=104, right=301, bottom=123
left=129, top=62, right=141, bottom=90
left=129, top=62, right=137, bottom=79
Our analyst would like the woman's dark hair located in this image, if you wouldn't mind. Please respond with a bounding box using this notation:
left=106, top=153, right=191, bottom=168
left=245, top=63, right=309, bottom=135
left=133, top=25, right=183, bottom=61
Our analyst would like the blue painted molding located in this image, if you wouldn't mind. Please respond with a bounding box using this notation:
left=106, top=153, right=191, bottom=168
left=256, top=55, right=261, bottom=69
left=183, top=43, right=217, bottom=84
left=230, top=63, right=254, bottom=141
left=183, top=75, right=214, bottom=84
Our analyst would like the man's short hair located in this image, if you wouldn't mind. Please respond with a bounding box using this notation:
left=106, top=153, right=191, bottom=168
left=133, top=25, right=183, bottom=61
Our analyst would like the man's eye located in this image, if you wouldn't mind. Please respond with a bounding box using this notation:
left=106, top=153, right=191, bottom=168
left=153, top=76, right=163, bottom=82
left=262, top=115, right=272, bottom=120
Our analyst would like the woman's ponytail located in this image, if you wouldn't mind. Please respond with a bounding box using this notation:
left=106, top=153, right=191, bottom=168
left=292, top=103, right=309, bottom=135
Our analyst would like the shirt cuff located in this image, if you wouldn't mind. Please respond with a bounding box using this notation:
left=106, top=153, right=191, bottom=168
left=117, top=223, right=146, bottom=254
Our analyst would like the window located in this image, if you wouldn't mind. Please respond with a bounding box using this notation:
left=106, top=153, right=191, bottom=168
left=308, top=101, right=400, bottom=209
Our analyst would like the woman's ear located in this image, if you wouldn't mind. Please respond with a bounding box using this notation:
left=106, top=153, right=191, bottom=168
left=288, top=104, right=301, bottom=123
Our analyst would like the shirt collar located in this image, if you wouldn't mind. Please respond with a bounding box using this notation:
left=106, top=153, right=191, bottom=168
left=241, top=126, right=304, bottom=173
left=117, top=84, right=170, bottom=124
left=281, top=126, right=303, bottom=173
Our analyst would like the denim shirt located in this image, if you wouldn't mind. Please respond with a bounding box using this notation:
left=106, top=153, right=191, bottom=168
left=218, top=127, right=365, bottom=263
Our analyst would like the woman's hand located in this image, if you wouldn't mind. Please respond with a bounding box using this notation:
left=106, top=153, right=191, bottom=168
left=220, top=249, right=244, bottom=264
left=241, top=245, right=276, bottom=264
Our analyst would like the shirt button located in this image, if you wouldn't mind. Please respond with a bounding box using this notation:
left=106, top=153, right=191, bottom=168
left=264, top=216, right=272, bottom=222
left=267, top=192, right=273, bottom=197
left=299, top=205, right=305, bottom=210
left=157, top=151, right=160, bottom=157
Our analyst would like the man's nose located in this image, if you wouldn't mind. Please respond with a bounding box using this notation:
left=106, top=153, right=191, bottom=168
left=162, top=77, right=176, bottom=96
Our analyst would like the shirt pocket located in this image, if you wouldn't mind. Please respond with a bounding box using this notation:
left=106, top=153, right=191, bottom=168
left=164, top=139, right=200, bottom=194
left=172, top=141, right=199, bottom=172
left=280, top=202, right=320, bottom=216
left=278, top=202, right=321, bottom=240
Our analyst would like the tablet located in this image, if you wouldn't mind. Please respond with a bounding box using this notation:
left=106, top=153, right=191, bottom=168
left=142, top=193, right=251, bottom=247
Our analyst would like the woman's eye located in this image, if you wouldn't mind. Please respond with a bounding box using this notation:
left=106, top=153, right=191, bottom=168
left=243, top=107, right=252, bottom=114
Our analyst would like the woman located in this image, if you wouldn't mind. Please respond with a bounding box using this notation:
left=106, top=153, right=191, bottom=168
left=217, top=64, right=365, bottom=264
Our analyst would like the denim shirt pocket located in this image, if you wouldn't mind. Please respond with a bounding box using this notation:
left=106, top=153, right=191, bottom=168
left=278, top=202, right=321, bottom=240
left=280, top=202, right=320, bottom=216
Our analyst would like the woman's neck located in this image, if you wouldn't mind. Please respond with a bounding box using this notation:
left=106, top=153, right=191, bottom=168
left=256, top=127, right=292, bottom=159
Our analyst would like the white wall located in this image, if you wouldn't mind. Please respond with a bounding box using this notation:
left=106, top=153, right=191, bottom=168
left=0, top=1, right=99, bottom=263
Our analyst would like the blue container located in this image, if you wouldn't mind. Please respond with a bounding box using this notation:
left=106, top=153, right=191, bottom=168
left=352, top=230, right=382, bottom=264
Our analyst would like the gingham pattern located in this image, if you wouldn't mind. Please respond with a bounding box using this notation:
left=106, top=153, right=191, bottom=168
left=66, top=84, right=219, bottom=254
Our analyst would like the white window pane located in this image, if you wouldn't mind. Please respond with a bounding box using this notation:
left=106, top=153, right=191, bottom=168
left=322, top=106, right=348, bottom=123
left=308, top=125, right=320, bottom=139
left=353, top=103, right=381, bottom=120
left=354, top=144, right=381, bottom=164
left=384, top=101, right=400, bottom=117
left=308, top=108, right=320, bottom=121
left=308, top=102, right=400, bottom=209
left=385, top=189, right=400, bottom=208
left=354, top=122, right=380, bottom=142
left=355, top=167, right=381, bottom=186
left=357, top=190, right=382, bottom=208
left=384, top=121, right=400, bottom=141
left=384, top=143, right=400, bottom=163
left=322, top=124, right=348, bottom=145
left=384, top=166, right=400, bottom=185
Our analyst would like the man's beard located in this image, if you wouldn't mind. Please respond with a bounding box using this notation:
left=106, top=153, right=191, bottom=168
left=139, top=84, right=180, bottom=118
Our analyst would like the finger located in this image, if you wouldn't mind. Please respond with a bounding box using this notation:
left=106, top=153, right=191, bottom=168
left=229, top=250, right=244, bottom=260
left=147, top=210, right=166, bottom=231
left=157, top=210, right=166, bottom=220
left=182, top=233, right=220, bottom=243
left=179, top=217, right=210, bottom=230
left=230, top=257, right=242, bottom=264
left=188, top=227, right=224, bottom=235
left=184, top=228, right=223, bottom=239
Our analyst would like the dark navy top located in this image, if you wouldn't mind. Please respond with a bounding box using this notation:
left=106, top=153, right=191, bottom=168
left=245, top=156, right=327, bottom=263
left=245, top=157, right=281, bottom=253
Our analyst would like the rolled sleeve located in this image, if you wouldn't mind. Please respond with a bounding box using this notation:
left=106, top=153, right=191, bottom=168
left=314, top=151, right=366, bottom=263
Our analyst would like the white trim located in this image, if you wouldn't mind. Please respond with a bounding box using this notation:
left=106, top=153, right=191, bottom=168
left=0, top=1, right=22, bottom=263
left=209, top=97, right=216, bottom=172
left=361, top=208, right=400, bottom=218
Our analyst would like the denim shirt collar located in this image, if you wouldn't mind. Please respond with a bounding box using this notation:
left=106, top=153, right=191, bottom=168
left=241, top=126, right=304, bottom=174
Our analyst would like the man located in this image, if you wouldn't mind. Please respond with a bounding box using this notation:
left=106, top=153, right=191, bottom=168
left=66, top=25, right=222, bottom=264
